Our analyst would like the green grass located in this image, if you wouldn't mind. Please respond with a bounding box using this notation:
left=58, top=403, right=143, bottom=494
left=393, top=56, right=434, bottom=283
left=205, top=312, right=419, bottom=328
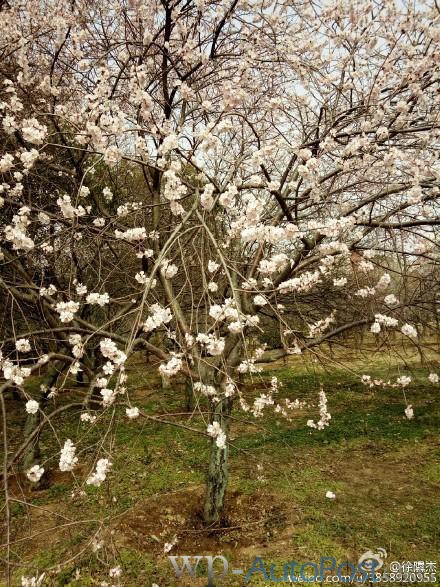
left=2, top=355, right=439, bottom=586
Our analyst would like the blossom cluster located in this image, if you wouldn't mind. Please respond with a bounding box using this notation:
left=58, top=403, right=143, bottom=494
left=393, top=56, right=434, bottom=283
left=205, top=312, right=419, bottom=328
left=307, top=390, right=331, bottom=430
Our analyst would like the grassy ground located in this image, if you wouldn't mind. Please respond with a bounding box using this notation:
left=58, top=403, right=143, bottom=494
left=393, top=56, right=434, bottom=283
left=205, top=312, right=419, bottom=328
left=1, top=350, right=439, bottom=586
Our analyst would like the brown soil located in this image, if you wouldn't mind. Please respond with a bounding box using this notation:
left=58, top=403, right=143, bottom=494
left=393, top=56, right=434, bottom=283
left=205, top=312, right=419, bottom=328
left=117, top=486, right=296, bottom=556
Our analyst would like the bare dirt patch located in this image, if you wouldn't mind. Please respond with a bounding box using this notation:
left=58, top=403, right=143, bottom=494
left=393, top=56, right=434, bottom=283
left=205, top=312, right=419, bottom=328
left=116, top=485, right=296, bottom=556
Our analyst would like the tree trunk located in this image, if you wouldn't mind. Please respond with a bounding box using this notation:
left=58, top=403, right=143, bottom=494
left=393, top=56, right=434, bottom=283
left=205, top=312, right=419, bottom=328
left=184, top=378, right=193, bottom=412
left=203, top=398, right=232, bottom=524
left=23, top=411, right=41, bottom=485
left=161, top=372, right=171, bottom=390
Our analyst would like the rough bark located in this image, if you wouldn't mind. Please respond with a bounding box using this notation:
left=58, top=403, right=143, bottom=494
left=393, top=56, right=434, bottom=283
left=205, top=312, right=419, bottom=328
left=203, top=398, right=232, bottom=524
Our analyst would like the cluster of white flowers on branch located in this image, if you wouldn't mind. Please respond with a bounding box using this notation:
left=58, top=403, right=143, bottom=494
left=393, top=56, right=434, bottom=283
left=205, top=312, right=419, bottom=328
left=86, top=458, right=112, bottom=487
left=307, top=390, right=331, bottom=430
